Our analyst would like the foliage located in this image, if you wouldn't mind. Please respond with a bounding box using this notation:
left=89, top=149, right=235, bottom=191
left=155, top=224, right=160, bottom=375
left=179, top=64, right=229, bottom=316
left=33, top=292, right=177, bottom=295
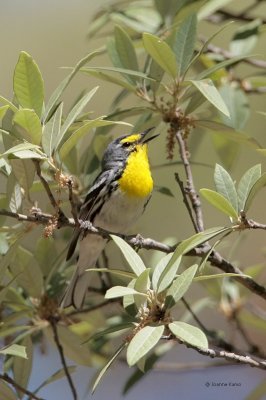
left=0, top=0, right=266, bottom=399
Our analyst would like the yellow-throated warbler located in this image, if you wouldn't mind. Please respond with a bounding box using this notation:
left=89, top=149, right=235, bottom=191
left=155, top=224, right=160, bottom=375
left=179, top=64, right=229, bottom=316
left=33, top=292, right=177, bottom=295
left=60, top=128, right=158, bottom=309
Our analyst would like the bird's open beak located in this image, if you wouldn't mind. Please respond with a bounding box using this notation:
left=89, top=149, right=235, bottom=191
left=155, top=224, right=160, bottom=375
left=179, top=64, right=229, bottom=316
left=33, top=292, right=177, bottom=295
left=140, top=127, right=159, bottom=144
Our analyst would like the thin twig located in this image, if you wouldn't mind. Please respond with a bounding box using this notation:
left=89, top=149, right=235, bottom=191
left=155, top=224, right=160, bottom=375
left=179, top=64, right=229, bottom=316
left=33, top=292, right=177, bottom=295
left=175, top=173, right=198, bottom=232
left=0, top=373, right=44, bottom=400
left=33, top=160, right=67, bottom=223
left=49, top=317, right=77, bottom=400
left=68, top=299, right=119, bottom=316
left=164, top=337, right=266, bottom=370
left=175, top=128, right=204, bottom=232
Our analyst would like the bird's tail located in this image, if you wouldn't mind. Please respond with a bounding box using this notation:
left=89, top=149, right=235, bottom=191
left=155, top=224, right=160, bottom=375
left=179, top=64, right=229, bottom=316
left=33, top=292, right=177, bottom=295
left=60, top=235, right=107, bottom=309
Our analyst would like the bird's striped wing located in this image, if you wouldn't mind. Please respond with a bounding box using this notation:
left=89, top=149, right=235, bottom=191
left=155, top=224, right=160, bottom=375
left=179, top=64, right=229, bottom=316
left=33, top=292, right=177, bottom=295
left=66, top=170, right=112, bottom=260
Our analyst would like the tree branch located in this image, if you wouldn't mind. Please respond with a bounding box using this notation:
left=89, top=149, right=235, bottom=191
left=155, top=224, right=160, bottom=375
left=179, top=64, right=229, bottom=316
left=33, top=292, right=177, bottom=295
left=1, top=208, right=265, bottom=300
left=49, top=317, right=77, bottom=400
left=180, top=340, right=266, bottom=370
left=0, top=373, right=44, bottom=400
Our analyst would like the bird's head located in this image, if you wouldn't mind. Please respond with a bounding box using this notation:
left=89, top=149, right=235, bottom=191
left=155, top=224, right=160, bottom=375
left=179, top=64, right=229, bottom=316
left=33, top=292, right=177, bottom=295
left=102, top=127, right=158, bottom=170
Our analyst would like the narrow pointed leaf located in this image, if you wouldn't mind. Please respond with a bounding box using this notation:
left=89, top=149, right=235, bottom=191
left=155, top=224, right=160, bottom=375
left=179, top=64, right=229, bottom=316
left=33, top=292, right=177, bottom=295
left=244, top=173, right=266, bottom=212
left=59, top=118, right=131, bottom=160
left=0, top=381, right=17, bottom=400
left=190, top=79, right=230, bottom=116
left=0, top=105, right=9, bottom=122
left=105, top=286, right=146, bottom=299
left=196, top=54, right=253, bottom=81
left=114, top=25, right=139, bottom=83
left=167, top=226, right=231, bottom=267
left=195, top=119, right=260, bottom=148
left=156, top=254, right=182, bottom=294
left=169, top=321, right=208, bottom=348
left=81, top=68, right=136, bottom=91
left=13, top=51, right=44, bottom=117
left=92, top=343, right=126, bottom=393
left=42, top=103, right=63, bottom=157
left=165, top=264, right=198, bottom=309
left=214, top=164, right=238, bottom=212
left=134, top=268, right=151, bottom=309
left=43, top=49, right=103, bottom=122
left=13, top=109, right=42, bottom=144
left=200, top=189, right=238, bottom=219
left=237, top=164, right=261, bottom=212
left=0, top=344, right=27, bottom=359
left=143, top=33, right=177, bottom=78
left=194, top=272, right=251, bottom=282
left=54, top=87, right=99, bottom=151
left=127, top=325, right=164, bottom=366
left=173, top=14, right=197, bottom=77
left=13, top=336, right=33, bottom=399
left=111, top=235, right=146, bottom=276
left=152, top=253, right=173, bottom=291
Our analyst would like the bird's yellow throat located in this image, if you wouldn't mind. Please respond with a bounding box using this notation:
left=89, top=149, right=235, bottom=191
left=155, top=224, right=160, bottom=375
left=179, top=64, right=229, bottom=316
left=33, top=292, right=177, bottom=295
left=118, top=144, right=153, bottom=198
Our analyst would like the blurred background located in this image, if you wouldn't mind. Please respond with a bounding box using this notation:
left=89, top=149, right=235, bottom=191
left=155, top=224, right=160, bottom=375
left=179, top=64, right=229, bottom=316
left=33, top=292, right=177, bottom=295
left=0, top=0, right=266, bottom=399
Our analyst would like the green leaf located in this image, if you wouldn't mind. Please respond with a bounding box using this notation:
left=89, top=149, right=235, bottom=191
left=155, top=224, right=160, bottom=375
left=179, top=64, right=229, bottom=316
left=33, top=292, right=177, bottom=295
left=13, top=336, right=33, bottom=399
left=148, top=59, right=165, bottom=93
left=0, top=344, right=27, bottom=358
left=155, top=254, right=182, bottom=294
left=190, top=79, right=230, bottom=117
left=198, top=0, right=232, bottom=20
left=200, top=189, right=238, bottom=219
left=194, top=272, right=251, bottom=282
left=86, top=268, right=134, bottom=280
left=237, top=164, right=261, bottom=212
left=143, top=33, right=178, bottom=78
left=127, top=325, right=164, bottom=366
left=0, top=142, right=45, bottom=158
left=194, top=119, right=260, bottom=149
left=230, top=19, right=261, bottom=56
left=11, top=159, right=35, bottom=200
left=33, top=367, right=77, bottom=396
left=168, top=226, right=231, bottom=267
left=105, top=286, right=147, bottom=299
left=172, top=13, right=197, bottom=77
left=111, top=235, right=146, bottom=276
left=219, top=84, right=250, bottom=130
left=42, top=103, right=63, bottom=157
left=81, top=66, right=154, bottom=80
left=196, top=55, right=253, bottom=81
left=164, top=264, right=198, bottom=309
left=0, top=381, right=17, bottom=400
left=54, top=87, right=99, bottom=151
left=155, top=186, right=174, bottom=197
left=59, top=118, right=131, bottom=160
left=244, top=173, right=266, bottom=212
left=169, top=321, right=208, bottom=348
left=9, top=246, right=43, bottom=297
left=13, top=51, right=44, bottom=117
left=134, top=268, right=151, bottom=309
left=85, top=322, right=132, bottom=343
left=43, top=49, right=103, bottom=122
left=0, top=105, right=9, bottom=122
left=81, top=68, right=136, bottom=91
left=13, top=109, right=42, bottom=144
left=114, top=25, right=139, bottom=83
left=0, top=95, right=18, bottom=113
left=92, top=343, right=126, bottom=394
left=214, top=164, right=238, bottom=213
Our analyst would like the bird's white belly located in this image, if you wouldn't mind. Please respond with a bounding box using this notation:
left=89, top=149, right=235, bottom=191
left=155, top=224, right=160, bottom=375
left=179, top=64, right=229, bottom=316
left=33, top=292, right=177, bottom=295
left=93, top=188, right=149, bottom=233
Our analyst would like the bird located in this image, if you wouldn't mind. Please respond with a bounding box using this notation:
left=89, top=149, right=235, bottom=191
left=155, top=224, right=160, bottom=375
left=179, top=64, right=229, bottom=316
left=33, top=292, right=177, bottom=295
left=60, top=127, right=158, bottom=309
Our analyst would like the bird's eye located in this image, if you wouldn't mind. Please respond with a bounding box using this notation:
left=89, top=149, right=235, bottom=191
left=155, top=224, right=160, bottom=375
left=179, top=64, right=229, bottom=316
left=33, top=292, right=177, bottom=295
left=122, top=141, right=132, bottom=148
